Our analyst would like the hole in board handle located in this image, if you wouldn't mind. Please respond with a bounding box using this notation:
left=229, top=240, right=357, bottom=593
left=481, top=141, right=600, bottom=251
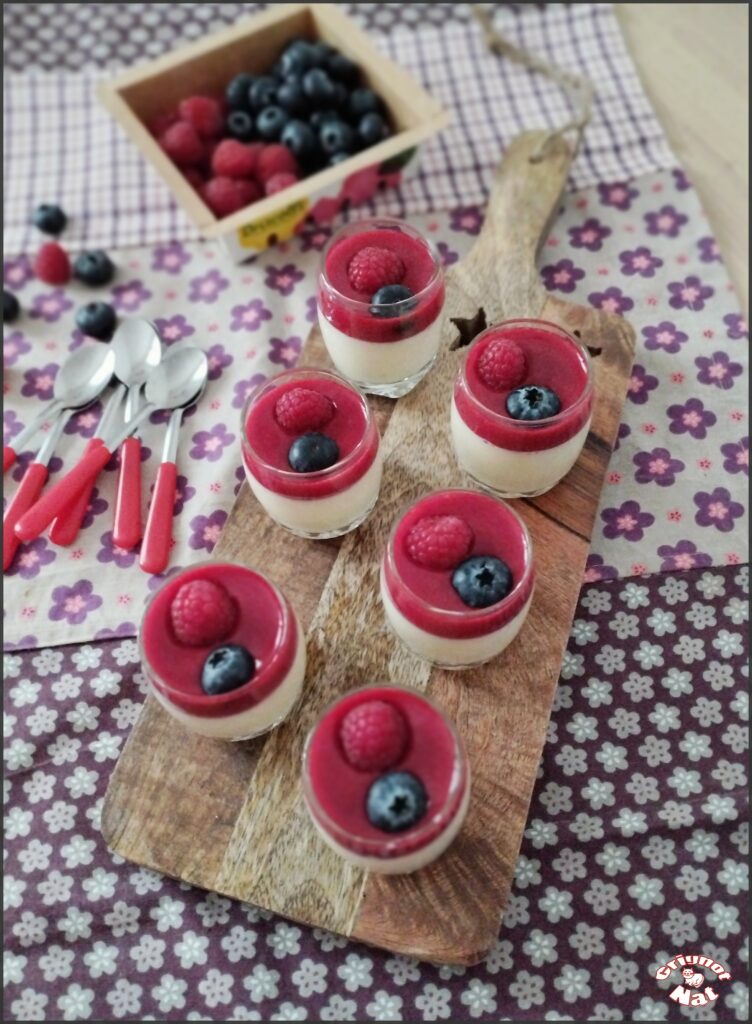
left=449, top=308, right=488, bottom=351
left=572, top=328, right=602, bottom=358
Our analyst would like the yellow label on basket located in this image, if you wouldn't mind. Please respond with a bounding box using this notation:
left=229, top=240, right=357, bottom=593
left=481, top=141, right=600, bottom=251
left=236, top=200, right=309, bottom=250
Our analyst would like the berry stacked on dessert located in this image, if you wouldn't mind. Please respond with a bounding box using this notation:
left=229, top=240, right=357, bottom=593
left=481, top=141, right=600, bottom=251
left=241, top=368, right=382, bottom=538
left=140, top=563, right=306, bottom=740
left=303, top=685, right=470, bottom=873
left=318, top=218, right=445, bottom=397
left=451, top=319, right=594, bottom=497
left=381, top=489, right=535, bottom=667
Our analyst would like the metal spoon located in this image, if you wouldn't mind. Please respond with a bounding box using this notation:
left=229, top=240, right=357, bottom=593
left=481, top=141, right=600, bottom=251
left=3, top=344, right=115, bottom=472
left=15, top=347, right=209, bottom=544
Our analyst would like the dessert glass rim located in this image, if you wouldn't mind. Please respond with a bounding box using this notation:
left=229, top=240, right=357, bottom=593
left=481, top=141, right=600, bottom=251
left=458, top=317, right=594, bottom=430
left=139, top=560, right=295, bottom=710
left=302, top=682, right=468, bottom=857
left=241, top=365, right=378, bottom=484
left=383, top=487, right=535, bottom=621
left=318, top=215, right=444, bottom=316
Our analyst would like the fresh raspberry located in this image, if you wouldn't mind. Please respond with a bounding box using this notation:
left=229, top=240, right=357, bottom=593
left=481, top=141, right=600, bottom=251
left=477, top=338, right=527, bottom=391
left=201, top=177, right=261, bottom=217
left=150, top=110, right=179, bottom=138
left=256, top=144, right=299, bottom=184
left=178, top=95, right=225, bottom=138
left=182, top=167, right=206, bottom=191
left=264, top=171, right=299, bottom=196
left=274, top=387, right=335, bottom=433
left=340, top=700, right=409, bottom=772
left=406, top=515, right=474, bottom=570
left=159, top=120, right=207, bottom=167
left=33, top=241, right=71, bottom=286
left=347, top=246, right=406, bottom=294
left=170, top=579, right=238, bottom=647
left=211, top=139, right=259, bottom=179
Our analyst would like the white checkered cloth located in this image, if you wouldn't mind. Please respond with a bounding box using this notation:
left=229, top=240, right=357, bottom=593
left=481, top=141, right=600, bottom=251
left=2, top=3, right=675, bottom=254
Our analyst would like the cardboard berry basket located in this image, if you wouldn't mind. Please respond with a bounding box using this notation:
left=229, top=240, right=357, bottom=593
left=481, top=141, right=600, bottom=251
left=98, top=3, right=448, bottom=262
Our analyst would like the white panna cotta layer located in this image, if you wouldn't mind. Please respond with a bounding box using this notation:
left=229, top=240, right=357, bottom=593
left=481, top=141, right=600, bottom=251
left=318, top=311, right=442, bottom=386
left=381, top=571, right=533, bottom=667
left=150, top=620, right=307, bottom=741
left=244, top=451, right=383, bottom=536
left=309, top=772, right=471, bottom=874
left=450, top=398, right=592, bottom=497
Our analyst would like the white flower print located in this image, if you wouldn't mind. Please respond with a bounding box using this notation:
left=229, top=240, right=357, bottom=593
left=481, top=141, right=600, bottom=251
left=634, top=639, right=664, bottom=669
left=648, top=702, right=680, bottom=732
left=4, top=874, right=26, bottom=909
left=696, top=571, right=726, bottom=598
left=37, top=869, right=74, bottom=906
left=594, top=644, right=626, bottom=674
left=582, top=777, right=616, bottom=810
left=57, top=906, right=92, bottom=942
left=10, top=989, right=48, bottom=1020
left=503, top=891, right=530, bottom=928
left=566, top=712, right=598, bottom=742
left=620, top=582, right=650, bottom=608
left=596, top=842, right=632, bottom=876
left=319, top=994, right=357, bottom=1021
left=568, top=921, right=606, bottom=960
left=4, top=653, right=22, bottom=678
left=625, top=772, right=659, bottom=805
left=60, top=833, right=95, bottom=869
left=198, top=968, right=234, bottom=1008
left=523, top=929, right=558, bottom=967
left=539, top=782, right=573, bottom=816
left=705, top=900, right=740, bottom=938
left=221, top=924, right=257, bottom=963
left=5, top=806, right=33, bottom=839
left=691, top=696, right=723, bottom=727
left=72, top=645, right=102, bottom=671
left=552, top=683, right=573, bottom=711
left=730, top=689, right=749, bottom=720
left=105, top=978, right=142, bottom=1019
left=668, top=766, right=702, bottom=797
left=713, top=628, right=744, bottom=657
left=583, top=878, right=619, bottom=915
left=570, top=618, right=599, bottom=645
left=514, top=855, right=542, bottom=888
left=83, top=941, right=119, bottom=978
left=5, top=737, right=35, bottom=771
left=270, top=1002, right=307, bottom=1021
left=674, top=864, right=710, bottom=900
left=338, top=952, right=374, bottom=992
left=581, top=588, right=612, bottom=614
left=129, top=867, right=163, bottom=896
left=88, top=731, right=122, bottom=762
left=560, top=650, right=585, bottom=678
left=603, top=956, right=639, bottom=995
left=723, top=595, right=748, bottom=624
left=174, top=929, right=209, bottom=968
left=679, top=730, right=712, bottom=762
left=32, top=648, right=63, bottom=676
left=38, top=944, right=74, bottom=983
left=414, top=983, right=452, bottom=1020
left=366, top=990, right=403, bottom=1021
left=4, top=951, right=26, bottom=986
left=508, top=969, right=545, bottom=1010
left=703, top=659, right=735, bottom=689
left=64, top=766, right=98, bottom=799
left=582, top=676, right=612, bottom=707
left=4, top=711, right=16, bottom=739
left=51, top=673, right=83, bottom=701
left=538, top=886, right=573, bottom=923
left=724, top=982, right=750, bottom=1020
left=615, top=914, right=651, bottom=952
left=13, top=909, right=49, bottom=948
left=554, top=964, right=591, bottom=1003
left=112, top=639, right=140, bottom=665
left=291, top=958, right=327, bottom=997
left=111, top=698, right=142, bottom=730
left=721, top=722, right=748, bottom=755
left=26, top=704, right=58, bottom=736
left=90, top=667, right=122, bottom=698
left=149, top=894, right=184, bottom=932
left=629, top=873, right=664, bottom=909
left=633, top=997, right=669, bottom=1021
left=647, top=607, right=676, bottom=635
left=66, top=700, right=101, bottom=733
left=11, top=677, right=42, bottom=707
left=703, top=792, right=738, bottom=824
left=266, top=921, right=301, bottom=959
left=129, top=934, right=165, bottom=972
left=460, top=979, right=497, bottom=1018
left=661, top=666, right=692, bottom=697
left=717, top=857, right=748, bottom=895
left=151, top=973, right=187, bottom=1014
left=730, top=821, right=748, bottom=856
left=608, top=707, right=640, bottom=738
left=18, top=837, right=52, bottom=873
left=685, top=828, right=720, bottom=862
left=554, top=744, right=587, bottom=776
left=196, top=891, right=232, bottom=928
left=658, top=798, right=694, bottom=828
left=312, top=927, right=348, bottom=952
left=23, top=769, right=55, bottom=804
left=609, top=610, right=640, bottom=639
left=595, top=741, right=628, bottom=772
left=673, top=634, right=706, bottom=663
left=243, top=964, right=280, bottom=1003
left=47, top=734, right=81, bottom=765
left=552, top=847, right=587, bottom=882
left=385, top=954, right=420, bottom=985
left=685, top=599, right=717, bottom=629
left=657, top=576, right=688, bottom=605
left=42, top=799, right=77, bottom=834
left=104, top=900, right=139, bottom=938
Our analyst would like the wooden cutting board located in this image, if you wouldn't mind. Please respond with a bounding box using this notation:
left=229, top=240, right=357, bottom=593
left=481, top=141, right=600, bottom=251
left=102, top=131, right=635, bottom=966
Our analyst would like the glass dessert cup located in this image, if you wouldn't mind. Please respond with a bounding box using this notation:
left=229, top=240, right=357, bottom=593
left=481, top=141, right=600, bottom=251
left=317, top=217, right=445, bottom=398
left=380, top=488, right=535, bottom=668
left=140, top=562, right=306, bottom=741
left=451, top=319, right=594, bottom=498
left=302, top=684, right=470, bottom=874
left=241, top=367, right=383, bottom=539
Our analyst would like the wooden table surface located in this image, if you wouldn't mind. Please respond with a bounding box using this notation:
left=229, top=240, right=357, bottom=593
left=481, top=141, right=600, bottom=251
left=616, top=3, right=749, bottom=312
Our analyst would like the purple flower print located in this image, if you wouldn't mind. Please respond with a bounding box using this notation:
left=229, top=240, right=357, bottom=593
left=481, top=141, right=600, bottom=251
left=4, top=634, right=38, bottom=651
left=657, top=540, right=712, bottom=572
left=4, top=255, right=34, bottom=291
left=95, top=622, right=137, bottom=640
left=668, top=275, right=714, bottom=311
left=146, top=565, right=185, bottom=595
left=614, top=422, right=631, bottom=451
left=103, top=442, right=152, bottom=470
left=189, top=423, right=235, bottom=462
left=601, top=500, right=655, bottom=541
left=112, top=279, right=152, bottom=312
left=633, top=447, right=685, bottom=486
left=668, top=398, right=716, bottom=439
left=12, top=451, right=63, bottom=484
left=642, top=320, right=688, bottom=355
left=697, top=236, right=721, bottom=263
left=97, top=530, right=138, bottom=568
left=68, top=329, right=88, bottom=351
left=721, top=437, right=749, bottom=475
left=672, top=168, right=692, bottom=191
left=64, top=402, right=101, bottom=438
left=269, top=335, right=302, bottom=369
left=155, top=314, right=195, bottom=346
left=695, top=351, right=743, bottom=390
left=436, top=241, right=459, bottom=267
left=588, top=286, right=634, bottom=316
left=173, top=475, right=196, bottom=515
left=583, top=554, right=618, bottom=583
left=230, top=298, right=273, bottom=332
left=299, top=225, right=332, bottom=252
left=568, top=218, right=611, bottom=252
left=234, top=463, right=245, bottom=496
left=306, top=295, right=318, bottom=324
left=206, top=343, right=233, bottom=381
left=723, top=312, right=748, bottom=340
left=627, top=364, right=658, bottom=405
left=232, top=373, right=266, bottom=410
left=4, top=330, right=31, bottom=367
left=152, top=242, right=191, bottom=274
left=30, top=290, right=73, bottom=323
left=694, top=487, right=744, bottom=532
left=597, top=182, right=638, bottom=210
left=189, top=510, right=227, bottom=552
left=644, top=204, right=688, bottom=237
left=449, top=206, right=483, bottom=235
left=81, top=487, right=109, bottom=529
left=189, top=268, right=229, bottom=304
left=21, top=363, right=58, bottom=400
left=265, top=263, right=305, bottom=297
left=5, top=538, right=56, bottom=579
left=49, top=579, right=103, bottom=625
left=4, top=410, right=24, bottom=444
left=541, top=258, right=585, bottom=294
left=619, top=247, right=663, bottom=278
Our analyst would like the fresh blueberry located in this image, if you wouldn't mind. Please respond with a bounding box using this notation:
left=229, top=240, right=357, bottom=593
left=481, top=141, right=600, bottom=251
left=226, top=72, right=256, bottom=111
left=288, top=432, right=339, bottom=472
left=201, top=643, right=255, bottom=696
left=358, top=111, right=389, bottom=147
left=330, top=81, right=349, bottom=112
left=369, top=284, right=416, bottom=318
left=33, top=203, right=67, bottom=236
left=452, top=556, right=512, bottom=609
left=75, top=301, right=117, bottom=340
left=226, top=110, right=255, bottom=141
left=319, top=119, right=356, bottom=156
left=308, top=108, right=341, bottom=130
left=326, top=52, right=360, bottom=87
left=73, top=250, right=115, bottom=287
left=279, top=40, right=316, bottom=77
left=366, top=771, right=428, bottom=833
left=277, top=78, right=310, bottom=116
left=302, top=67, right=338, bottom=106
left=4, top=291, right=20, bottom=323
left=506, top=385, right=561, bottom=421
left=256, top=105, right=289, bottom=141
left=249, top=76, right=279, bottom=112
left=280, top=120, right=318, bottom=163
left=348, top=87, right=383, bottom=120
left=309, top=40, right=335, bottom=66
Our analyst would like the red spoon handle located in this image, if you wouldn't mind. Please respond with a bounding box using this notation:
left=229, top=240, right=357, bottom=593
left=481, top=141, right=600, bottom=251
left=48, top=439, right=105, bottom=547
left=4, top=446, right=17, bottom=473
left=139, top=461, right=178, bottom=574
left=113, top=437, right=143, bottom=550
left=14, top=443, right=112, bottom=543
left=3, top=462, right=48, bottom=570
